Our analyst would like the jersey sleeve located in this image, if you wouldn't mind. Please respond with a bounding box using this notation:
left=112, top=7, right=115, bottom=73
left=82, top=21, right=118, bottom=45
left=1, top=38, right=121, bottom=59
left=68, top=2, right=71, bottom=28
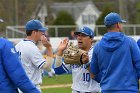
left=28, top=46, right=46, bottom=69
left=90, top=44, right=100, bottom=75
left=54, top=59, right=71, bottom=75
left=89, top=44, right=101, bottom=82
left=1, top=39, right=40, bottom=93
left=88, top=45, right=94, bottom=62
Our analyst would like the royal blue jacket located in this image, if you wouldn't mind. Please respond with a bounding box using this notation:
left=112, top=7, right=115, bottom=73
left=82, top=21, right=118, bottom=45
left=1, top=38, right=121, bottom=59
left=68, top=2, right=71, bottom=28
left=0, top=38, right=40, bottom=93
left=137, top=39, right=140, bottom=48
left=90, top=32, right=140, bottom=93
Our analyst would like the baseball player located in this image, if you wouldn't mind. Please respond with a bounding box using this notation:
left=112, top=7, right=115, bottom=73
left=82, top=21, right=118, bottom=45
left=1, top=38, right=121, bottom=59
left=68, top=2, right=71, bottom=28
left=0, top=37, right=41, bottom=93
left=0, top=19, right=40, bottom=93
left=54, top=26, right=100, bottom=93
left=15, top=19, right=54, bottom=92
left=90, top=12, right=140, bottom=93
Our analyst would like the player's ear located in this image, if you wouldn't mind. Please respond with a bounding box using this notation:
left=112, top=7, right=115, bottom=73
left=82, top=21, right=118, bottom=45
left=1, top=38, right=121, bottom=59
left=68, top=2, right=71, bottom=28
left=32, top=30, right=36, bottom=35
left=90, top=37, right=93, bottom=43
left=116, top=23, right=120, bottom=29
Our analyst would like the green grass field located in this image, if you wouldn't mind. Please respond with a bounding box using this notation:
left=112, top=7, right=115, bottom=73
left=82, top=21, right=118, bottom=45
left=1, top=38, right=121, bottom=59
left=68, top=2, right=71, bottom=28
left=41, top=74, right=72, bottom=93
left=42, top=87, right=71, bottom=93
left=41, top=74, right=72, bottom=85
left=41, top=74, right=140, bottom=93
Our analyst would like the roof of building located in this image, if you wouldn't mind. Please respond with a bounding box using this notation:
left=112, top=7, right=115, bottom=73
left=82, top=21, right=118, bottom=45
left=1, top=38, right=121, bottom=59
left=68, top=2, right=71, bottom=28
left=50, top=1, right=100, bottom=20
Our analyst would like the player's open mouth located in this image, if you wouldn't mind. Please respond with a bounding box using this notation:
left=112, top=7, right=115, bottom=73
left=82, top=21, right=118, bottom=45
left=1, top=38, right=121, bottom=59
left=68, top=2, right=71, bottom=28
left=78, top=41, right=82, bottom=44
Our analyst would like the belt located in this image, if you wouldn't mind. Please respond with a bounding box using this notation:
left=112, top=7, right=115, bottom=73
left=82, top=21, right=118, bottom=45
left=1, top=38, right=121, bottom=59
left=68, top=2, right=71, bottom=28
left=76, top=91, right=91, bottom=93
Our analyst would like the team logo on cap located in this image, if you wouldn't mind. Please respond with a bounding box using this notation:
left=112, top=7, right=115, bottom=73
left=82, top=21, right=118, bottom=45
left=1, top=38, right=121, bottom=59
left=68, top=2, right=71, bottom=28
left=81, top=27, right=85, bottom=32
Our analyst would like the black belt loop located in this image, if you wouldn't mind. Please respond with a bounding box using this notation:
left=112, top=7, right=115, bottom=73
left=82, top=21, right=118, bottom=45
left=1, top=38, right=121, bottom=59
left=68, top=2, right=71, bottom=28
left=77, top=91, right=91, bottom=93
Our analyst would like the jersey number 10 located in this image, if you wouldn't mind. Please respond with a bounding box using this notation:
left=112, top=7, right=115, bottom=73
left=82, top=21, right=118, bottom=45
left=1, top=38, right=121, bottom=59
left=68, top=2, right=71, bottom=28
left=83, top=73, right=90, bottom=82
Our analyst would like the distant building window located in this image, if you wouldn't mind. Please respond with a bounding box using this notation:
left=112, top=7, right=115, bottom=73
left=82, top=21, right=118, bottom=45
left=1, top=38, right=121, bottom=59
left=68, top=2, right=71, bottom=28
left=89, top=15, right=96, bottom=24
left=82, top=14, right=96, bottom=24
left=82, top=15, right=88, bottom=24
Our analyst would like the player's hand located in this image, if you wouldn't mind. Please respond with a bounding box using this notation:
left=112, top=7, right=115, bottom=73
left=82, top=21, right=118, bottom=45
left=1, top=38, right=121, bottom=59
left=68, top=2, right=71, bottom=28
left=41, top=35, right=52, bottom=48
left=57, top=38, right=69, bottom=56
left=82, top=52, right=89, bottom=64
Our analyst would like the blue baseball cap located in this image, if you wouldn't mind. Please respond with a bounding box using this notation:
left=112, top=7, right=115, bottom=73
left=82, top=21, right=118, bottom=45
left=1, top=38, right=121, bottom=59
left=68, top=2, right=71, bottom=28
left=104, top=12, right=126, bottom=26
left=25, top=19, right=47, bottom=33
left=74, top=26, right=94, bottom=38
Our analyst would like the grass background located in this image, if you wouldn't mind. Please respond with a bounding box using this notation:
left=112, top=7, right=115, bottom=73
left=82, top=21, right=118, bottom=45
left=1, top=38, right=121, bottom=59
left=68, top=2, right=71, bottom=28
left=42, top=87, right=71, bottom=93
left=41, top=73, right=140, bottom=93
left=41, top=74, right=72, bottom=93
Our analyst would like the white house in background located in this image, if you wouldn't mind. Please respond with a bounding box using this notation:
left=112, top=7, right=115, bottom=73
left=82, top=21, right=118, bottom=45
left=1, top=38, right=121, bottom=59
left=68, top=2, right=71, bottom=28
left=33, top=1, right=101, bottom=30
left=51, top=1, right=101, bottom=30
left=76, top=3, right=101, bottom=30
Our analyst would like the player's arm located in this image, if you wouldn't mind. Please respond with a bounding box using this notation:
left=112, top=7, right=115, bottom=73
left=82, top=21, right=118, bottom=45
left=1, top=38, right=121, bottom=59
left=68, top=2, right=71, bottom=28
left=27, top=44, right=53, bottom=72
left=54, top=38, right=70, bottom=74
left=54, top=56, right=71, bottom=74
left=55, top=38, right=69, bottom=67
left=40, top=35, right=54, bottom=71
left=137, top=39, right=140, bottom=48
left=41, top=35, right=53, bottom=57
left=41, top=56, right=54, bottom=71
left=42, top=38, right=69, bottom=72
left=130, top=38, right=140, bottom=79
left=2, top=39, right=40, bottom=93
